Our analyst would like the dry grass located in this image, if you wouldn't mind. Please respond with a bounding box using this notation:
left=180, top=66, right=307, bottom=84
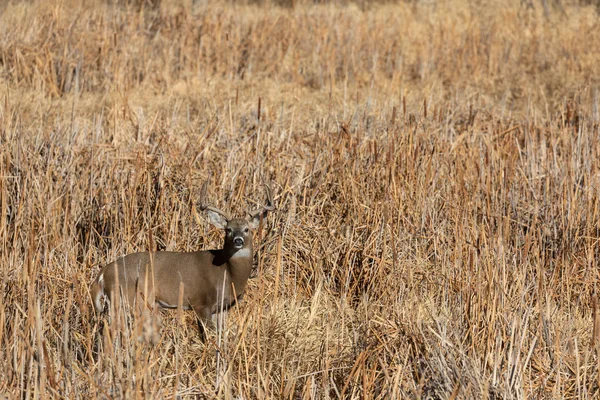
left=1, top=0, right=600, bottom=398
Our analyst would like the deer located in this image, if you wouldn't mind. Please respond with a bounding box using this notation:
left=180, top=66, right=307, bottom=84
left=89, top=181, right=274, bottom=341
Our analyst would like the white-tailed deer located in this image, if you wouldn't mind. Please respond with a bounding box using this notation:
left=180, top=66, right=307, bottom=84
left=90, top=181, right=274, bottom=341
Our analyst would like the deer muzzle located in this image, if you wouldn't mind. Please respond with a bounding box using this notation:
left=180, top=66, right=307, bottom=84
left=233, top=237, right=244, bottom=248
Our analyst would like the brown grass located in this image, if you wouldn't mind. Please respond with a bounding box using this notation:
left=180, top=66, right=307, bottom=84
left=1, top=0, right=600, bottom=398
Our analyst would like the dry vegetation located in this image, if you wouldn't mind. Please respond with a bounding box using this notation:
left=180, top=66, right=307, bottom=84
left=1, top=0, right=600, bottom=398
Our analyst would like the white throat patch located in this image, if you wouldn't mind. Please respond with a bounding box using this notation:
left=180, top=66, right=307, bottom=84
left=231, top=248, right=251, bottom=258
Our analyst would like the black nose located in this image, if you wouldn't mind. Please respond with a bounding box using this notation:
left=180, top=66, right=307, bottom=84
left=234, top=237, right=244, bottom=247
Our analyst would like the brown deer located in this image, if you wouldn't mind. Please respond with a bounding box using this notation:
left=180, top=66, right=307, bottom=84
left=90, top=181, right=274, bottom=341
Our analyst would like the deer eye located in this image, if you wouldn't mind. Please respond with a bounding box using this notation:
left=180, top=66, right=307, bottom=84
left=226, top=228, right=233, bottom=234
left=244, top=227, right=249, bottom=233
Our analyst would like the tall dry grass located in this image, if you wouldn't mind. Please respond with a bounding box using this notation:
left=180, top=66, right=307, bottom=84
left=1, top=0, right=600, bottom=398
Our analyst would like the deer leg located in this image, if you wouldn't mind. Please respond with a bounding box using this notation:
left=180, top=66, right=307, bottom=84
left=194, top=307, right=214, bottom=342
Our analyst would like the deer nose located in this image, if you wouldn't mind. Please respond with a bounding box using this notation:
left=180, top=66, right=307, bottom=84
left=233, top=237, right=244, bottom=247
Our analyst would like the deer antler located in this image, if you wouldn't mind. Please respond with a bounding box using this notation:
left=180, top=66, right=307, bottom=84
left=199, top=181, right=231, bottom=221
left=248, top=182, right=276, bottom=219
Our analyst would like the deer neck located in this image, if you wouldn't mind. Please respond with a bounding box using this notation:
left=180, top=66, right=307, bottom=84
left=225, top=243, right=253, bottom=287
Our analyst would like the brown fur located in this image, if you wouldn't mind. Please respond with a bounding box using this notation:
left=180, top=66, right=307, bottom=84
left=91, top=217, right=266, bottom=340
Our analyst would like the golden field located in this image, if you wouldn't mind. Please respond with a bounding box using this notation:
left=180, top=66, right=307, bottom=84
left=1, top=0, right=600, bottom=398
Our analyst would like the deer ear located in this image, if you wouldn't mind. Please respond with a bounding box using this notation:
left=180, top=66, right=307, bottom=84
left=207, top=210, right=228, bottom=229
left=248, top=210, right=267, bottom=230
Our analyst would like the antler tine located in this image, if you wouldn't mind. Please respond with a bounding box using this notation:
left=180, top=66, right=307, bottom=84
left=249, top=182, right=276, bottom=218
left=263, top=182, right=275, bottom=211
left=199, top=181, right=231, bottom=221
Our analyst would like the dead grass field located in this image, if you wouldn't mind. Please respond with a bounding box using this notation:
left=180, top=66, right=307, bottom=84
left=1, top=0, right=600, bottom=398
